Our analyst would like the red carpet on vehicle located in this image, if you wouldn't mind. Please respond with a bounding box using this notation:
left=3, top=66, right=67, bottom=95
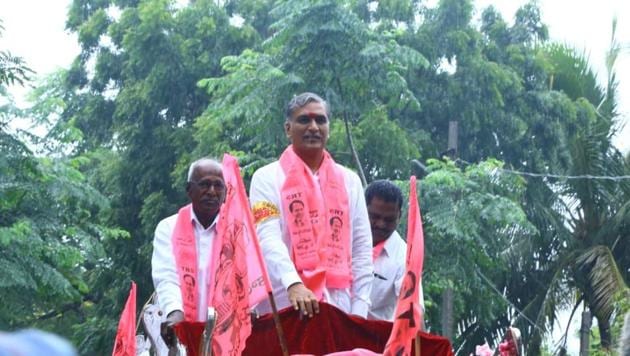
left=175, top=302, right=453, bottom=356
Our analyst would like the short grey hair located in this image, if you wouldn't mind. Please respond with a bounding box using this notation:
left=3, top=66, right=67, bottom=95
left=285, top=92, right=331, bottom=122
left=187, top=158, right=222, bottom=182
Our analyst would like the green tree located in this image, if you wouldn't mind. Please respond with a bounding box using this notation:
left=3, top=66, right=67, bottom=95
left=392, top=2, right=574, bottom=353
left=536, top=27, right=630, bottom=351
left=19, top=1, right=626, bottom=354
left=415, top=158, right=537, bottom=352
left=52, top=0, right=263, bottom=352
left=0, top=20, right=32, bottom=86
left=1, top=23, right=123, bottom=340
left=195, top=0, right=429, bottom=184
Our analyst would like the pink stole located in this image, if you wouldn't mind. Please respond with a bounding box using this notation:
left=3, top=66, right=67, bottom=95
left=372, top=240, right=386, bottom=261
left=171, top=205, right=217, bottom=321
left=279, top=145, right=352, bottom=298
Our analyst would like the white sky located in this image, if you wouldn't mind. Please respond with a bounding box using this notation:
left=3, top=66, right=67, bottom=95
left=0, top=1, right=79, bottom=101
left=0, top=0, right=627, bottom=353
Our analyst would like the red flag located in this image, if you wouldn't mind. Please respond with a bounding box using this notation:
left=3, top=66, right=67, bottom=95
left=383, top=176, right=425, bottom=356
left=112, top=281, right=136, bottom=356
left=211, top=154, right=273, bottom=356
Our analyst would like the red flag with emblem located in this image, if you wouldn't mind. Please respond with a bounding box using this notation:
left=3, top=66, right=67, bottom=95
left=383, top=176, right=425, bottom=356
left=211, top=153, right=273, bottom=356
left=112, top=281, right=136, bottom=356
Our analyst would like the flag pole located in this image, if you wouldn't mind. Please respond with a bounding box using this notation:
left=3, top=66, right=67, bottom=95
left=383, top=176, right=425, bottom=356
left=267, top=292, right=290, bottom=356
left=230, top=152, right=288, bottom=356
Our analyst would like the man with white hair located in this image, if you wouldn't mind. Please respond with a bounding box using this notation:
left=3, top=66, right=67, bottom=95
left=151, top=158, right=225, bottom=346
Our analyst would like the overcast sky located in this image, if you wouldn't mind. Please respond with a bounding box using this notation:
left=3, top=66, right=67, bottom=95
left=1, top=0, right=628, bottom=153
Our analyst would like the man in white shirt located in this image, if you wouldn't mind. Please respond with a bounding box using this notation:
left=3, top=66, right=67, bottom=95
left=365, top=180, right=407, bottom=321
left=151, top=158, right=225, bottom=346
left=250, top=92, right=373, bottom=319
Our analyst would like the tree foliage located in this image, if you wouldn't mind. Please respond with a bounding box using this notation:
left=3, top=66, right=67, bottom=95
left=0, top=20, right=33, bottom=86
left=416, top=159, right=536, bottom=350
left=1, top=30, right=123, bottom=339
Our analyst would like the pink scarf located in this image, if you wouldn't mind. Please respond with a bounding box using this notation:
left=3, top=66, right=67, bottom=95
left=171, top=205, right=217, bottom=321
left=372, top=240, right=386, bottom=261
left=279, top=145, right=351, bottom=298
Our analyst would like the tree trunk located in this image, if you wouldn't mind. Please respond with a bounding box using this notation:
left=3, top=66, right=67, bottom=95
left=334, top=77, right=367, bottom=187
left=580, top=309, right=591, bottom=356
left=596, top=313, right=612, bottom=350
left=342, top=113, right=367, bottom=187
left=525, top=330, right=544, bottom=356
left=441, top=287, right=453, bottom=341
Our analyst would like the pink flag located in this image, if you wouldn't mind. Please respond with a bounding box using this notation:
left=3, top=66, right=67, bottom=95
left=112, top=281, right=136, bottom=356
left=211, top=154, right=273, bottom=356
left=383, top=176, right=425, bottom=356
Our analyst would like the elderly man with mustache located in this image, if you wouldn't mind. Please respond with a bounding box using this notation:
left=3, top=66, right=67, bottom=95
left=151, top=158, right=226, bottom=346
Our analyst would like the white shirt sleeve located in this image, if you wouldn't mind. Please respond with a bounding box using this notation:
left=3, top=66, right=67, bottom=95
left=392, top=232, right=406, bottom=300
left=250, top=165, right=302, bottom=292
left=151, top=215, right=182, bottom=317
left=346, top=170, right=374, bottom=317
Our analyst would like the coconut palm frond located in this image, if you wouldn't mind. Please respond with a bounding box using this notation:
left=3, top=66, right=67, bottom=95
left=576, top=245, right=628, bottom=321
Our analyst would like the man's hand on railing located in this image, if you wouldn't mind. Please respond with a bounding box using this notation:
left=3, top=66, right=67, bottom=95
left=160, top=310, right=184, bottom=348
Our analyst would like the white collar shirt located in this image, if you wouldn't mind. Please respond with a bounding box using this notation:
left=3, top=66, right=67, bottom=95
left=249, top=160, right=373, bottom=317
left=151, top=205, right=218, bottom=322
left=368, top=230, right=407, bottom=321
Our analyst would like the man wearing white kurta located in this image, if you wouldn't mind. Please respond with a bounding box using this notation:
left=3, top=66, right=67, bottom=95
left=152, top=206, right=217, bottom=322
left=365, top=180, right=408, bottom=321
left=151, top=158, right=225, bottom=346
left=250, top=93, right=373, bottom=318
left=370, top=230, right=406, bottom=320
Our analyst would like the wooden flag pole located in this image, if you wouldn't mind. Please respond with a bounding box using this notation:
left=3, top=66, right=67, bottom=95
left=268, top=292, right=290, bottom=356
left=414, top=334, right=421, bottom=356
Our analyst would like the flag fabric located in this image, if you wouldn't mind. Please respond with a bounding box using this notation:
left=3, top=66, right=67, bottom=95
left=383, top=176, right=425, bottom=356
left=211, top=153, right=273, bottom=356
left=112, top=281, right=137, bottom=356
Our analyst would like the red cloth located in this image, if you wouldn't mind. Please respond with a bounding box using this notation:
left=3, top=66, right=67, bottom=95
left=384, top=176, right=425, bottom=355
left=112, top=281, right=136, bottom=356
left=175, top=303, right=453, bottom=356
left=326, top=349, right=380, bottom=356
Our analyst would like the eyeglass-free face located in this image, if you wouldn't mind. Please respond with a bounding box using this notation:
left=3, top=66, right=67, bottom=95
left=285, top=101, right=330, bottom=157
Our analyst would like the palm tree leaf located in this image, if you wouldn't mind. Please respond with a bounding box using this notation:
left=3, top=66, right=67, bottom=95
left=575, top=245, right=627, bottom=321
